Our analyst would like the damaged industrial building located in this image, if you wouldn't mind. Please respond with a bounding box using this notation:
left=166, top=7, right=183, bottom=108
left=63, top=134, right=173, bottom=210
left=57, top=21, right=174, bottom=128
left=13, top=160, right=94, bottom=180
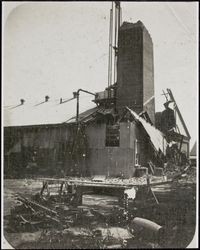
left=3, top=2, right=196, bottom=249
left=4, top=19, right=191, bottom=178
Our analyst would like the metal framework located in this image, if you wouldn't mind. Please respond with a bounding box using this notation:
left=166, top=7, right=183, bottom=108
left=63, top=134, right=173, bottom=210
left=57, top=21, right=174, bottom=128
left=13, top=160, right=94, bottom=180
left=162, top=88, right=191, bottom=139
left=108, top=2, right=122, bottom=89
left=73, top=89, right=96, bottom=123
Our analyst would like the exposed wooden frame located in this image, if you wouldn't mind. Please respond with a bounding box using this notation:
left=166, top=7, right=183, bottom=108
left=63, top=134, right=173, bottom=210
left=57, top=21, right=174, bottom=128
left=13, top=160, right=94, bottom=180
left=167, top=88, right=191, bottom=140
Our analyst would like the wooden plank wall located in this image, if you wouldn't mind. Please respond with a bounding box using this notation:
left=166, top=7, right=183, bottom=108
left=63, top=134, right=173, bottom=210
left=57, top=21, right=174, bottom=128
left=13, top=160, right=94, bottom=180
left=86, top=148, right=135, bottom=178
left=4, top=126, right=72, bottom=176
left=85, top=122, right=140, bottom=178
left=4, top=121, right=152, bottom=178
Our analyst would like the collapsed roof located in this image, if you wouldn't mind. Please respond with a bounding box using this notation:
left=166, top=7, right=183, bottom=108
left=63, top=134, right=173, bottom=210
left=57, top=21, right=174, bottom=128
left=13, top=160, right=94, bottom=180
left=126, top=107, right=168, bottom=154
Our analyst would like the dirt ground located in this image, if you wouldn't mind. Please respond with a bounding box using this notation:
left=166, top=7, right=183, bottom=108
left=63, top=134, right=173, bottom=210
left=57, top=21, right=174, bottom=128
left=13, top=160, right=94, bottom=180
left=3, top=178, right=196, bottom=249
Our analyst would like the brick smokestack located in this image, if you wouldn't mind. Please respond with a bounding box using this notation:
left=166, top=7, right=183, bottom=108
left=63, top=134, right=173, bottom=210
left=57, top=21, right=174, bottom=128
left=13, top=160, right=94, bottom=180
left=116, top=21, right=155, bottom=124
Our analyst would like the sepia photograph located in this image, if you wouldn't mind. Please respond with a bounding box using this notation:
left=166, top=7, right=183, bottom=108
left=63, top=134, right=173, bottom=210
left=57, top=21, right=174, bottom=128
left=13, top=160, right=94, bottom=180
left=2, top=1, right=198, bottom=249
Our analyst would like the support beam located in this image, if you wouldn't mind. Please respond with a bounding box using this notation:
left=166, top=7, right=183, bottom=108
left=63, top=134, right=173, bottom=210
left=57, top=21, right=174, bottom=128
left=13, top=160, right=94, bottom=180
left=167, top=88, right=191, bottom=139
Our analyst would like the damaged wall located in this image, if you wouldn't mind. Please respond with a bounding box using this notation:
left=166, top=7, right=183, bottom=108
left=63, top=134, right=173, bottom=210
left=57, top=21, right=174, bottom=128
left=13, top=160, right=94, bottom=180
left=4, top=120, right=153, bottom=178
left=85, top=121, right=152, bottom=178
left=4, top=126, right=71, bottom=177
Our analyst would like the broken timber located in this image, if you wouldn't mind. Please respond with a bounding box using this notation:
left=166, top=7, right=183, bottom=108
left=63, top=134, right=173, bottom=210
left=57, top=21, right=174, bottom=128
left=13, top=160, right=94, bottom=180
left=17, top=195, right=57, bottom=216
left=36, top=177, right=175, bottom=207
left=36, top=173, right=194, bottom=208
left=37, top=177, right=173, bottom=190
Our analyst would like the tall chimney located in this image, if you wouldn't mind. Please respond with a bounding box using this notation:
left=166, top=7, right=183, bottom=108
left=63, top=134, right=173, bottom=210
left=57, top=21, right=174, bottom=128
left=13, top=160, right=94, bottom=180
left=116, top=21, right=155, bottom=124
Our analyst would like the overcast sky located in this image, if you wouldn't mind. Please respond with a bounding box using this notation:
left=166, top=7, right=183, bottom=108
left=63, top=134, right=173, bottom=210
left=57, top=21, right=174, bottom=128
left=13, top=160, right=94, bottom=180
left=3, top=1, right=198, bottom=146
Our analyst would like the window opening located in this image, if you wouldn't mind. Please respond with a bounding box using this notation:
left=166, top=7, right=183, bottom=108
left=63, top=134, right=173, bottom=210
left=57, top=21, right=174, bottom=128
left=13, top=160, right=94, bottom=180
left=105, top=124, right=120, bottom=147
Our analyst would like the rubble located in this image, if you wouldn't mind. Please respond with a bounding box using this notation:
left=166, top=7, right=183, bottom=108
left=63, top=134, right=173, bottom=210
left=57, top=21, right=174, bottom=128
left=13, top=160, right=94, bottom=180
left=4, top=168, right=196, bottom=249
left=4, top=151, right=196, bottom=249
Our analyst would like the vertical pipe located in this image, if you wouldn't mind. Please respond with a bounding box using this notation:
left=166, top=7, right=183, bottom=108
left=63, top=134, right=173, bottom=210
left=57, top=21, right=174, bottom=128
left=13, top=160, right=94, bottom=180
left=174, top=108, right=177, bottom=131
left=162, top=137, right=164, bottom=155
left=113, top=4, right=117, bottom=84
left=108, top=9, right=112, bottom=88
left=135, top=139, right=138, bottom=165
left=76, top=92, right=79, bottom=123
left=113, top=1, right=121, bottom=85
left=187, top=142, right=189, bottom=159
left=114, top=3, right=117, bottom=49
left=120, top=7, right=122, bottom=25
left=110, top=3, right=113, bottom=86
left=118, top=4, right=121, bottom=38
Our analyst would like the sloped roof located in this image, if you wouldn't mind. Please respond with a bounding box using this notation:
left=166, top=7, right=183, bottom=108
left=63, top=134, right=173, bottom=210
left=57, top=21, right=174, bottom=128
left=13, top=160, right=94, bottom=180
left=127, top=107, right=168, bottom=154
left=67, top=107, right=115, bottom=124
left=190, top=141, right=196, bottom=156
left=4, top=96, right=96, bottom=127
left=66, top=106, right=99, bottom=124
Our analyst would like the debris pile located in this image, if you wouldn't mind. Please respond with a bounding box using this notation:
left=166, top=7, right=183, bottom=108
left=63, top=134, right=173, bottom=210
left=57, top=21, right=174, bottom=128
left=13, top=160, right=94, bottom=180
left=5, top=190, right=170, bottom=249
left=4, top=169, right=196, bottom=249
left=8, top=195, right=71, bottom=233
left=164, top=163, right=196, bottom=184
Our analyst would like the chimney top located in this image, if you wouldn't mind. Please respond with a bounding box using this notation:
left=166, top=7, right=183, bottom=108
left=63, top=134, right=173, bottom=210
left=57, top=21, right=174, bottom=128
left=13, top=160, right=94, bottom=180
left=45, top=96, right=50, bottom=102
left=20, top=99, right=25, bottom=105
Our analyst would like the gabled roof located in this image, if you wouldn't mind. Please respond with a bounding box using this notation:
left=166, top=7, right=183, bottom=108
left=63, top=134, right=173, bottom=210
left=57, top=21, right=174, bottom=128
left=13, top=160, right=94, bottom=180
left=66, top=107, right=115, bottom=124
left=4, top=96, right=96, bottom=127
